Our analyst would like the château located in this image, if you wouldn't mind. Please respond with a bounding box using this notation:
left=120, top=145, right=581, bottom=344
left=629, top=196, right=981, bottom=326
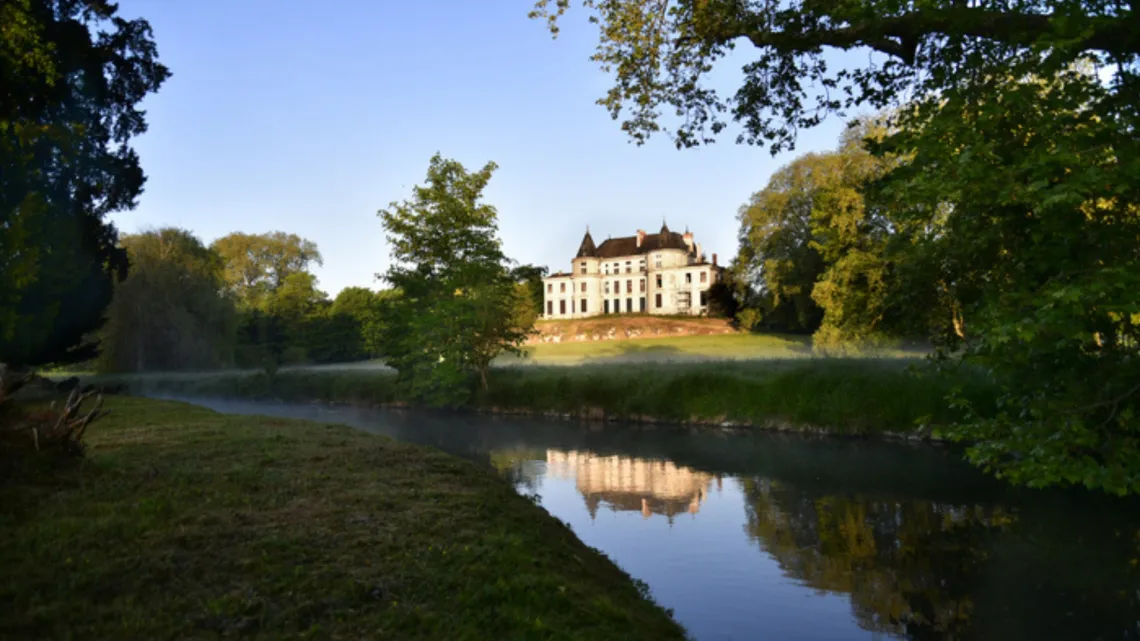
left=542, top=222, right=723, bottom=318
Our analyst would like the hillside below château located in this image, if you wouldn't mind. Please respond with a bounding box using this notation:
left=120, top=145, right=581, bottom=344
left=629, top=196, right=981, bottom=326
left=529, top=316, right=736, bottom=344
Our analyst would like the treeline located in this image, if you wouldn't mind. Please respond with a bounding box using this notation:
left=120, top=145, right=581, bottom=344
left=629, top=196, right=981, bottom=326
left=726, top=69, right=1140, bottom=494
left=91, top=224, right=547, bottom=377
left=729, top=120, right=917, bottom=345
left=92, top=229, right=398, bottom=373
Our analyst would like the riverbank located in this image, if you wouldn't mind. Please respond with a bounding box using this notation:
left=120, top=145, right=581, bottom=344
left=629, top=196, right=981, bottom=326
left=0, top=396, right=687, bottom=640
left=87, top=358, right=996, bottom=438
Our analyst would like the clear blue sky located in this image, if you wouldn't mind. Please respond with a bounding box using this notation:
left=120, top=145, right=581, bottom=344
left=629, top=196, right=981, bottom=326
left=112, top=0, right=852, bottom=297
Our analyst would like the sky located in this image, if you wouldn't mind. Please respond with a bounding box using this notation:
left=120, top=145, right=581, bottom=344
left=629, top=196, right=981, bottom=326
left=112, top=0, right=853, bottom=297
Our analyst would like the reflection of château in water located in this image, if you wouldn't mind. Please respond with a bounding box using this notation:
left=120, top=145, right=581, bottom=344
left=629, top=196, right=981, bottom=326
left=546, top=450, right=721, bottom=522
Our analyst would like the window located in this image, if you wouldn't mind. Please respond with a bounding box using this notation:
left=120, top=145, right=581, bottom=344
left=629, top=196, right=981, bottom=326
left=560, top=300, right=566, bottom=315
left=580, top=262, right=587, bottom=274
left=547, top=301, right=553, bottom=315
left=581, top=282, right=587, bottom=293
left=626, top=280, right=633, bottom=294
left=655, top=256, right=662, bottom=268
left=639, top=297, right=646, bottom=312
left=581, top=299, right=588, bottom=313
left=560, top=282, right=566, bottom=293
left=655, top=293, right=662, bottom=308
left=547, top=283, right=552, bottom=293
left=625, top=261, right=632, bottom=273
left=613, top=299, right=620, bottom=313
left=604, top=264, right=609, bottom=275
left=685, top=273, right=692, bottom=284
left=604, top=282, right=610, bottom=294
left=604, top=300, right=610, bottom=314
left=700, top=271, right=707, bottom=283
left=656, top=274, right=662, bottom=288
left=626, top=298, right=633, bottom=313
left=700, top=291, right=708, bottom=307
left=639, top=279, right=646, bottom=293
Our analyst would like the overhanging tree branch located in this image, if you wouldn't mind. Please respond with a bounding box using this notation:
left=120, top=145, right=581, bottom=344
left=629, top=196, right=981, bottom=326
left=724, top=8, right=1139, bottom=64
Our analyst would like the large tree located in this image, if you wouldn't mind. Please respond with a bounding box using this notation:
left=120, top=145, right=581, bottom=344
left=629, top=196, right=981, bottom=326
left=736, top=123, right=897, bottom=336
left=210, top=231, right=322, bottom=308
left=530, top=0, right=1137, bottom=153
left=880, top=69, right=1140, bottom=494
left=1, top=0, right=170, bottom=367
left=97, top=228, right=236, bottom=373
left=379, top=154, right=531, bottom=405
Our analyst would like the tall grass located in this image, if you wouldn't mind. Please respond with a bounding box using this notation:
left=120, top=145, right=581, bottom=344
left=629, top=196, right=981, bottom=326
left=97, top=358, right=996, bottom=436
left=482, top=359, right=992, bottom=434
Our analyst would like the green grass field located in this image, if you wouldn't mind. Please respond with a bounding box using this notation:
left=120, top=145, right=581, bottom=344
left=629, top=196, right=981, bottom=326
left=0, top=396, right=685, bottom=640
left=511, top=332, right=926, bottom=365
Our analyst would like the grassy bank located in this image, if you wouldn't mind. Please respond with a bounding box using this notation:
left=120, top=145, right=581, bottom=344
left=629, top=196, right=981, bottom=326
left=0, top=397, right=686, bottom=640
left=96, top=359, right=996, bottom=436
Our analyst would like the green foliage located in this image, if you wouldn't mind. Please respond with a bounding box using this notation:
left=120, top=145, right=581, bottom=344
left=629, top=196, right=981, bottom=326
left=332, top=286, right=401, bottom=358
left=879, top=68, right=1140, bottom=494
left=510, top=264, right=549, bottom=324
left=379, top=154, right=532, bottom=406
left=531, top=0, right=1136, bottom=153
left=735, top=308, right=762, bottom=333
left=736, top=122, right=898, bottom=338
left=0, top=0, right=169, bottom=366
left=210, top=231, right=322, bottom=309
left=235, top=308, right=287, bottom=377
left=97, top=228, right=237, bottom=373
left=213, top=232, right=378, bottom=372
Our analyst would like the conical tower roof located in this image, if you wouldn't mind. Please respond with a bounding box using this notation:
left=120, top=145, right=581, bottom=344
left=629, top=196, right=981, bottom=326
left=575, top=228, right=599, bottom=258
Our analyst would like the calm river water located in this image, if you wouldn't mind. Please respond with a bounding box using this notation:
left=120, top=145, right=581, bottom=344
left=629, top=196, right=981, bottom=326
left=167, top=396, right=1140, bottom=641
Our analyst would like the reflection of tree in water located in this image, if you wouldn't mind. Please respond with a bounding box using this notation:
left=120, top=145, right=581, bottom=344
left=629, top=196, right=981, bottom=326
left=487, top=449, right=546, bottom=497
left=741, top=478, right=1140, bottom=641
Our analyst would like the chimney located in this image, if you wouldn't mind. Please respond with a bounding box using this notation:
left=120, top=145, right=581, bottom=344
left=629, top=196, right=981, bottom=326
left=636, top=229, right=646, bottom=248
left=682, top=231, right=694, bottom=251
left=712, top=253, right=718, bottom=266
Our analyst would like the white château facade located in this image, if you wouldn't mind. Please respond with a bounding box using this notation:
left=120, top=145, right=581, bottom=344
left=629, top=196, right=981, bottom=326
left=542, top=223, right=724, bottom=319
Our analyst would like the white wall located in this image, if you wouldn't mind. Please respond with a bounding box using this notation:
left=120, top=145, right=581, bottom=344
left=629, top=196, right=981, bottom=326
left=543, top=252, right=721, bottom=319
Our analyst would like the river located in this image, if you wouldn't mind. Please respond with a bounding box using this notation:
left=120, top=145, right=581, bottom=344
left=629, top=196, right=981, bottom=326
left=166, top=396, right=1140, bottom=641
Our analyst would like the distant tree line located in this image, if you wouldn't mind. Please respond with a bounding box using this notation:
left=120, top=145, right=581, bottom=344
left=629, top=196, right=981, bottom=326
left=90, top=216, right=547, bottom=383
left=93, top=229, right=401, bottom=374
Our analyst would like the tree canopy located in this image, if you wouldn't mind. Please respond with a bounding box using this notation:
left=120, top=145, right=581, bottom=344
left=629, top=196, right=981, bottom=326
left=210, top=231, right=323, bottom=308
left=379, top=154, right=531, bottom=405
left=531, top=0, right=1137, bottom=152
left=1, top=0, right=170, bottom=366
left=97, top=228, right=236, bottom=372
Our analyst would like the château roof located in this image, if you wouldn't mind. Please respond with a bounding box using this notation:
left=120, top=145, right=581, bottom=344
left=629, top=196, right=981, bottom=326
left=594, top=231, right=692, bottom=258
left=575, top=230, right=599, bottom=258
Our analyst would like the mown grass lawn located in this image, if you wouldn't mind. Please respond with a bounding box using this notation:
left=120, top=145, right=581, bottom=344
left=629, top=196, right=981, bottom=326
left=0, top=397, right=686, bottom=640
left=510, top=332, right=926, bottom=365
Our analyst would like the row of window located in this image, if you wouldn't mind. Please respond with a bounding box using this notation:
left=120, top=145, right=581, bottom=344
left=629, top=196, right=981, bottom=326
left=547, top=270, right=709, bottom=295
left=545, top=290, right=711, bottom=316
